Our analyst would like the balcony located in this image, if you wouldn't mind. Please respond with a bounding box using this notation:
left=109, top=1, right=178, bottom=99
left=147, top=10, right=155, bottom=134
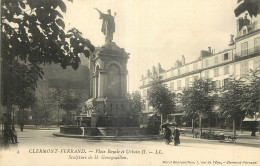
left=234, top=46, right=260, bottom=59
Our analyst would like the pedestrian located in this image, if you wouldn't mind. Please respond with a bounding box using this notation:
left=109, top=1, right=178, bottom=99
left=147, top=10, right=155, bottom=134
left=173, top=126, right=180, bottom=146
left=164, top=126, right=172, bottom=145
left=11, top=129, right=18, bottom=144
left=20, top=121, right=24, bottom=132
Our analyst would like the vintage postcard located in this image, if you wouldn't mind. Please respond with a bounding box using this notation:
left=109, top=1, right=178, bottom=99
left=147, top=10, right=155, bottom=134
left=0, top=0, right=260, bottom=166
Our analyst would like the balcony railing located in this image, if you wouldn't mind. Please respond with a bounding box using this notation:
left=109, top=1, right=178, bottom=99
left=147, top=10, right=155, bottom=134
left=235, top=46, right=260, bottom=59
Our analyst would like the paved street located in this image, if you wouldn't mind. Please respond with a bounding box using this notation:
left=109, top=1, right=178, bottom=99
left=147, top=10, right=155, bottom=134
left=0, top=128, right=259, bottom=166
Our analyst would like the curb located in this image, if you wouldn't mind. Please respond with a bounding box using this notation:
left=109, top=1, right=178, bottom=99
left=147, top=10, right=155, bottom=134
left=53, top=133, right=163, bottom=141
left=181, top=135, right=260, bottom=146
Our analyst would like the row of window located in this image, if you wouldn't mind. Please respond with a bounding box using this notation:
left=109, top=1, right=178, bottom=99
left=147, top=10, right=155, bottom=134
left=170, top=53, right=231, bottom=78
left=240, top=59, right=260, bottom=77
left=142, top=58, right=260, bottom=87
left=202, top=65, right=230, bottom=79
left=169, top=77, right=230, bottom=92
left=241, top=37, right=260, bottom=56
left=169, top=75, right=199, bottom=91
left=212, top=78, right=229, bottom=90
left=147, top=78, right=230, bottom=94
left=170, top=63, right=198, bottom=77
left=168, top=37, right=260, bottom=79
left=142, top=37, right=260, bottom=87
left=204, top=53, right=230, bottom=68
left=142, top=59, right=260, bottom=96
left=212, top=65, right=230, bottom=77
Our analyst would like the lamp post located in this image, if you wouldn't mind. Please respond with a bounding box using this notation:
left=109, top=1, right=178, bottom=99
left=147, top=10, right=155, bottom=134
left=58, top=108, right=60, bottom=127
left=12, top=106, right=15, bottom=131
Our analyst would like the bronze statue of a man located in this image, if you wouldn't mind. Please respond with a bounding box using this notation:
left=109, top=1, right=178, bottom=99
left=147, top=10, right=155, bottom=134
left=95, top=8, right=116, bottom=43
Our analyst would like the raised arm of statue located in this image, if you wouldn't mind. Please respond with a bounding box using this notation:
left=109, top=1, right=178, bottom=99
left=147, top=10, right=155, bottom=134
left=94, top=8, right=103, bottom=14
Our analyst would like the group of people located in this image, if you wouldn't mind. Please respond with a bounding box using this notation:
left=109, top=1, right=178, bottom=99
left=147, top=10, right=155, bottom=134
left=3, top=128, right=18, bottom=144
left=164, top=126, right=180, bottom=146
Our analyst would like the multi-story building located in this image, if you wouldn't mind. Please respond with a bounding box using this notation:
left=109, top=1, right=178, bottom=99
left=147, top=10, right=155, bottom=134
left=139, top=0, right=260, bottom=125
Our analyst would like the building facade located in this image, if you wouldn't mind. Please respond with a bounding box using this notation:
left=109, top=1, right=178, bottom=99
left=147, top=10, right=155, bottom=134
left=139, top=0, right=260, bottom=125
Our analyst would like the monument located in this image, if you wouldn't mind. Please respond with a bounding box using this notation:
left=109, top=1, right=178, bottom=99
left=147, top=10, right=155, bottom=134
left=58, top=9, right=160, bottom=139
left=77, top=9, right=142, bottom=136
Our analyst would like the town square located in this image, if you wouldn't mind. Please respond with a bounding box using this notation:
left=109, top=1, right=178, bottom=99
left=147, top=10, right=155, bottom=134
left=0, top=0, right=260, bottom=166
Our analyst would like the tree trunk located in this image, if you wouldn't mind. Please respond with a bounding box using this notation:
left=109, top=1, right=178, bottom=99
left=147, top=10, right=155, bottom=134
left=251, top=121, right=257, bottom=136
left=160, top=114, right=163, bottom=134
left=216, top=117, right=218, bottom=129
left=35, top=110, right=38, bottom=130
left=240, top=116, right=243, bottom=133
left=199, top=115, right=202, bottom=138
left=192, top=118, right=194, bottom=138
left=233, top=118, right=236, bottom=136
left=20, top=109, right=24, bottom=131
left=32, top=106, right=38, bottom=129
left=3, top=106, right=12, bottom=145
left=67, top=112, right=71, bottom=125
left=45, top=110, right=48, bottom=126
left=40, top=91, right=47, bottom=126
left=12, top=106, right=15, bottom=131
left=209, top=116, right=211, bottom=130
left=58, top=108, right=60, bottom=127
left=259, top=121, right=260, bottom=134
left=18, top=108, right=21, bottom=126
left=0, top=0, right=2, bottom=106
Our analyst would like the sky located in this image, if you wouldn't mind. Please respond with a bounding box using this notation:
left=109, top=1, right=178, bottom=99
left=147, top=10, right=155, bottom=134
left=63, top=0, right=238, bottom=92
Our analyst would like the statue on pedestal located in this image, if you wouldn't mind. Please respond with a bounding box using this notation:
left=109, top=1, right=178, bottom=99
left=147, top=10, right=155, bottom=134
left=95, top=8, right=116, bottom=42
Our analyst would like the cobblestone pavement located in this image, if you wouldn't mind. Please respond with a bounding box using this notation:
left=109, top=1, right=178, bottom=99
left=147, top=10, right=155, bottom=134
left=0, top=128, right=259, bottom=166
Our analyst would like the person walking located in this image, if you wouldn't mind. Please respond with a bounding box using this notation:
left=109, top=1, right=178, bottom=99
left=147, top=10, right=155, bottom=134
left=173, top=126, right=180, bottom=146
left=164, top=126, right=172, bottom=145
left=20, top=121, right=24, bottom=132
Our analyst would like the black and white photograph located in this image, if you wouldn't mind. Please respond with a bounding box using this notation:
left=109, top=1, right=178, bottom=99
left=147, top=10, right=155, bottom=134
left=0, top=0, right=260, bottom=166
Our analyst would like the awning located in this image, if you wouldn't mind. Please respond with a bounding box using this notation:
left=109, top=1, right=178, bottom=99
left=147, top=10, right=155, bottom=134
left=170, top=112, right=184, bottom=116
left=243, top=117, right=260, bottom=121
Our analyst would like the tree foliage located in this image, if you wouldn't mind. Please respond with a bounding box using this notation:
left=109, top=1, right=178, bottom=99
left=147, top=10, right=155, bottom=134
left=218, top=78, right=246, bottom=120
left=2, top=0, right=94, bottom=69
left=52, top=88, right=80, bottom=113
left=147, top=115, right=161, bottom=135
left=241, top=69, right=260, bottom=120
left=128, top=91, right=145, bottom=114
left=182, top=78, right=215, bottom=120
left=52, top=88, right=80, bottom=124
left=1, top=0, right=94, bottom=114
left=2, top=61, right=38, bottom=109
left=147, top=76, right=176, bottom=117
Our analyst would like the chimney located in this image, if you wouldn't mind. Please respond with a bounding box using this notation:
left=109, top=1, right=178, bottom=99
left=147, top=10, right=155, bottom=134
left=208, top=47, right=211, bottom=53
left=243, top=13, right=250, bottom=26
left=141, top=74, right=144, bottom=79
left=229, top=34, right=235, bottom=46
left=181, top=55, right=185, bottom=65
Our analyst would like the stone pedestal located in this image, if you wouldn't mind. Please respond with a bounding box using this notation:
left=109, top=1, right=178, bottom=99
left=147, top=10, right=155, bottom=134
left=85, top=42, right=135, bottom=127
